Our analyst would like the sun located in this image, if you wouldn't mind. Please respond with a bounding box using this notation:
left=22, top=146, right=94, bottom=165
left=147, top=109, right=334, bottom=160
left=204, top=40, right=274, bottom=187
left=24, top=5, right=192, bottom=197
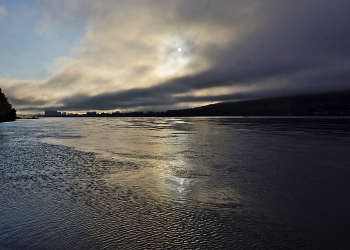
left=155, top=36, right=194, bottom=77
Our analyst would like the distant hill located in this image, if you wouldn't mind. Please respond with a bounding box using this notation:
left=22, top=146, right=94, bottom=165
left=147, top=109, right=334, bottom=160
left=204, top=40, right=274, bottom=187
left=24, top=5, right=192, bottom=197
left=0, top=88, right=17, bottom=122
left=166, top=91, right=350, bottom=116
left=42, top=90, right=350, bottom=118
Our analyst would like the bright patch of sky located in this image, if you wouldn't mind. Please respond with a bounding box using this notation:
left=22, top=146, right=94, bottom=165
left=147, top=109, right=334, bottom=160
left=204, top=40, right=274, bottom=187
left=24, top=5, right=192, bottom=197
left=0, top=0, right=84, bottom=80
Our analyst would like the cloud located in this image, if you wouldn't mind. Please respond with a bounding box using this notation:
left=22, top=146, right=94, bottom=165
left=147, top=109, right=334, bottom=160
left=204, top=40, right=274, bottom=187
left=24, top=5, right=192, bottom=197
left=0, top=77, right=52, bottom=109
left=35, top=0, right=87, bottom=36
left=45, top=57, right=74, bottom=76
left=2, top=0, right=350, bottom=113
left=0, top=5, right=6, bottom=21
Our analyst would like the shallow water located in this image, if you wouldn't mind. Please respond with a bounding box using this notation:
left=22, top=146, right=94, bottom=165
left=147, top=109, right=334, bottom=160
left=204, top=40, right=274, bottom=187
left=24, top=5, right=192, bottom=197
left=1, top=117, right=350, bottom=249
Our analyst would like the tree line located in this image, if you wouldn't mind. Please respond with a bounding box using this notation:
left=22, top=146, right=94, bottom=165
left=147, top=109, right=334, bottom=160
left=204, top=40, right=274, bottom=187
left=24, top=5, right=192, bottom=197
left=0, top=88, right=17, bottom=122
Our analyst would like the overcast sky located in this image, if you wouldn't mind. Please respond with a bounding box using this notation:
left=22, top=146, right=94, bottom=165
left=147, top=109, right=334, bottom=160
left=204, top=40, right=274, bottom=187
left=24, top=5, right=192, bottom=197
left=0, top=0, right=349, bottom=113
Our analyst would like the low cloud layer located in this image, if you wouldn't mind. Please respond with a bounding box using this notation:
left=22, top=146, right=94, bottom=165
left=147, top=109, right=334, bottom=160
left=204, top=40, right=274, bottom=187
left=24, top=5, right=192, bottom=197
left=1, top=0, right=350, bottom=113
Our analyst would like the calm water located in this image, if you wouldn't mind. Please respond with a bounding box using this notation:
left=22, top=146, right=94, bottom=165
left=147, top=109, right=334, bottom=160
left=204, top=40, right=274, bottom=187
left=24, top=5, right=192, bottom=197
left=1, top=117, right=350, bottom=249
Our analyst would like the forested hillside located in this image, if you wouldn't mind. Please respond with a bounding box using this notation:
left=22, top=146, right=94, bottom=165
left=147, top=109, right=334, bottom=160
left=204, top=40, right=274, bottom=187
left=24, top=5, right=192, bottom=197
left=166, top=91, right=350, bottom=116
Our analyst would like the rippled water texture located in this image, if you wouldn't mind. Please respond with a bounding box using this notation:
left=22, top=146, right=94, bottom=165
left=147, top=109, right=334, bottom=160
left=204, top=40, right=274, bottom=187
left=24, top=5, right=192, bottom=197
left=1, top=117, right=350, bottom=249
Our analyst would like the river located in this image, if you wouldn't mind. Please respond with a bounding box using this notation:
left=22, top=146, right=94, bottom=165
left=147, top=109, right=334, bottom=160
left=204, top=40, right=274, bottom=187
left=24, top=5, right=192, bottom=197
left=1, top=117, right=350, bottom=249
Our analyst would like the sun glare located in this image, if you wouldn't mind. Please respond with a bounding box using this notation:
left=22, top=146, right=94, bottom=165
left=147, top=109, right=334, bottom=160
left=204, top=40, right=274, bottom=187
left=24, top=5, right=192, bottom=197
left=155, top=38, right=190, bottom=77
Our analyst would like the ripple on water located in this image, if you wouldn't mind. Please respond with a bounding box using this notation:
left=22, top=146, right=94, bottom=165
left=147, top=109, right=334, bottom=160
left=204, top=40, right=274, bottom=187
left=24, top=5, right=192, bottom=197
left=2, top=117, right=350, bottom=249
left=0, top=141, right=315, bottom=249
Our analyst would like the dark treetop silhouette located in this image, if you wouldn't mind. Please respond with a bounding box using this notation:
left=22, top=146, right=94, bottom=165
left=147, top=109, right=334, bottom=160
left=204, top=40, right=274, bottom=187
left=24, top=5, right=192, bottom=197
left=0, top=88, right=17, bottom=122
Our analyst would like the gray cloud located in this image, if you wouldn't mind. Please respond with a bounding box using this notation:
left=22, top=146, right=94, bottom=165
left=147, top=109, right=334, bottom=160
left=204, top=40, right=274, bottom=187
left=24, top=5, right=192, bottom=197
left=9, top=97, right=50, bottom=106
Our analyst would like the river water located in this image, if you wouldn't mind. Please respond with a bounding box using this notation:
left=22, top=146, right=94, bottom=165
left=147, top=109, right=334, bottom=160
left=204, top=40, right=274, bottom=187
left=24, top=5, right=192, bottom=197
left=1, top=117, right=350, bottom=249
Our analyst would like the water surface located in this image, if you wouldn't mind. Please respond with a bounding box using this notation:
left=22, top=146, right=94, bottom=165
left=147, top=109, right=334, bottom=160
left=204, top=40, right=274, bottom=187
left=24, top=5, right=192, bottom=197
left=1, top=117, right=350, bottom=249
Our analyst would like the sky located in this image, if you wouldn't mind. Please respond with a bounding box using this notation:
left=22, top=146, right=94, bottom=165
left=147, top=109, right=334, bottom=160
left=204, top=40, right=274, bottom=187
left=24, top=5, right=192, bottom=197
left=0, top=0, right=349, bottom=114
